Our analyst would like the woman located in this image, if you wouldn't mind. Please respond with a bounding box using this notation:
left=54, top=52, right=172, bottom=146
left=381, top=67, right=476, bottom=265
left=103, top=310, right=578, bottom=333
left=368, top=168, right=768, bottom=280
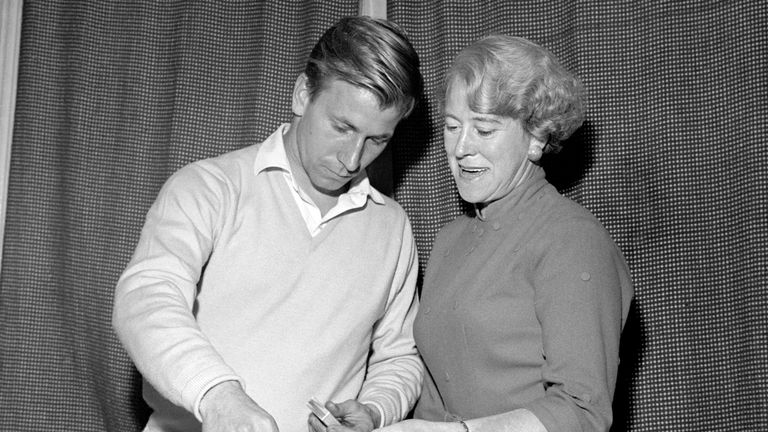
left=380, top=35, right=633, bottom=432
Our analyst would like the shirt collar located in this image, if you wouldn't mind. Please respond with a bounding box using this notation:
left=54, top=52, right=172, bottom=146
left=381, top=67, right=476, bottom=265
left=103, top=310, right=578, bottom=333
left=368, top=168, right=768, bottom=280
left=253, top=123, right=385, bottom=205
left=253, top=123, right=292, bottom=175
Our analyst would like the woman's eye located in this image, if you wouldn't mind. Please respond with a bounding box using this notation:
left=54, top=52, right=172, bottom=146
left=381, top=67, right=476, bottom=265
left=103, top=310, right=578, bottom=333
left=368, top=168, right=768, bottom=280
left=477, top=129, right=495, bottom=137
left=445, top=124, right=459, bottom=133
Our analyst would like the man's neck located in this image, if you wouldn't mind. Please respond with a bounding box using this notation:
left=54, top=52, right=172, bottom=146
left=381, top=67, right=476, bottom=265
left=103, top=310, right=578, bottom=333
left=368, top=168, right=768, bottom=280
left=310, top=190, right=341, bottom=217
left=283, top=125, right=344, bottom=216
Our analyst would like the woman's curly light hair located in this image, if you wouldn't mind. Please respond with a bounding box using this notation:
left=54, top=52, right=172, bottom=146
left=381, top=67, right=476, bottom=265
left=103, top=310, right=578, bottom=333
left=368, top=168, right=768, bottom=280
left=444, top=35, right=585, bottom=154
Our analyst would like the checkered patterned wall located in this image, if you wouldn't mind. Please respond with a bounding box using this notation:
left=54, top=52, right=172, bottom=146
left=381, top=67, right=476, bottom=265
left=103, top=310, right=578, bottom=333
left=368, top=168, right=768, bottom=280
left=0, top=1, right=765, bottom=431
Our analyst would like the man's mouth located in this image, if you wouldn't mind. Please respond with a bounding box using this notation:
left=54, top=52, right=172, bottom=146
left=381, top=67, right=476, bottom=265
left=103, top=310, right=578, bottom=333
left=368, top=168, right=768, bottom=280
left=326, top=166, right=353, bottom=179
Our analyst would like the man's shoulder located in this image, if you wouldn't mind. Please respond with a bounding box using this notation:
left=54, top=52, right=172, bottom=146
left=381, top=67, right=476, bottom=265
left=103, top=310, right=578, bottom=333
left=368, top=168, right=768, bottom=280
left=368, top=190, right=411, bottom=221
left=194, top=125, right=284, bottom=176
left=158, top=143, right=264, bottom=202
left=172, top=141, right=261, bottom=181
left=197, top=141, right=263, bottom=172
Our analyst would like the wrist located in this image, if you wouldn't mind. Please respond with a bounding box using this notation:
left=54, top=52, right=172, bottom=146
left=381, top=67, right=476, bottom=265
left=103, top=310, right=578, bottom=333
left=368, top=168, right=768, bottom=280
left=456, top=420, right=470, bottom=432
left=363, top=403, right=382, bottom=429
left=199, top=380, right=242, bottom=419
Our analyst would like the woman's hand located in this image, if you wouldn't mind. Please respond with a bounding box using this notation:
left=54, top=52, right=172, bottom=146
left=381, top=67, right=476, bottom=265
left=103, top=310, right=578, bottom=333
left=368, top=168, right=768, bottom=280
left=375, top=420, right=463, bottom=432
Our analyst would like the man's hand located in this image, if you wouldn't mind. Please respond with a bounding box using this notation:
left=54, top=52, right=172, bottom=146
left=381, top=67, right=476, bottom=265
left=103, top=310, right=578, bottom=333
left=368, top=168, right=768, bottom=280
left=199, top=380, right=279, bottom=432
left=307, top=399, right=379, bottom=432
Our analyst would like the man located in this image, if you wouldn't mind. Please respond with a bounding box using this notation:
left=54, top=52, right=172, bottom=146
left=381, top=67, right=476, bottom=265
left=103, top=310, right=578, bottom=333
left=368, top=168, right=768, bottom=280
left=113, top=16, right=424, bottom=432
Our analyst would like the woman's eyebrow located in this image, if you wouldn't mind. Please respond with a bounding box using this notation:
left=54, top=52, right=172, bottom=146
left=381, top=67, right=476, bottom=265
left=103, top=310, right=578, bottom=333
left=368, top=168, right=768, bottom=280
left=472, top=114, right=503, bottom=124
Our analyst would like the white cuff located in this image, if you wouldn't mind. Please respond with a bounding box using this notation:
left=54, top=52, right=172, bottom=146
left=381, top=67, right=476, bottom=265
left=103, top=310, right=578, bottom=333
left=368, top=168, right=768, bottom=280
left=192, top=375, right=246, bottom=421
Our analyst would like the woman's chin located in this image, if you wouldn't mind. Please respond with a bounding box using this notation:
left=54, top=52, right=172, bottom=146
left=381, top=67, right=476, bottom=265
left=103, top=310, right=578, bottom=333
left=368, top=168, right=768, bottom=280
left=457, top=188, right=487, bottom=205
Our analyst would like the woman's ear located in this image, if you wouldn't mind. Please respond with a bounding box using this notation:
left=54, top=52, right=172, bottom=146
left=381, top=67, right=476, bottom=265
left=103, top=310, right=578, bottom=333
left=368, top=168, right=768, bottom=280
left=292, top=73, right=310, bottom=117
left=527, top=137, right=545, bottom=162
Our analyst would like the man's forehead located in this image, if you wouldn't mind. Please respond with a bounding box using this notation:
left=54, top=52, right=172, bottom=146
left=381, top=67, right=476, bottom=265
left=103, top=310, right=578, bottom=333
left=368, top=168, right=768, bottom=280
left=318, top=82, right=402, bottom=132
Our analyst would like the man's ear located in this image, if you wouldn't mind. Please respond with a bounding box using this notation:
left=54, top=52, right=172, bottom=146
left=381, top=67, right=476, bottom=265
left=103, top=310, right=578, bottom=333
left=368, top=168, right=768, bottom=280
left=292, top=73, right=310, bottom=117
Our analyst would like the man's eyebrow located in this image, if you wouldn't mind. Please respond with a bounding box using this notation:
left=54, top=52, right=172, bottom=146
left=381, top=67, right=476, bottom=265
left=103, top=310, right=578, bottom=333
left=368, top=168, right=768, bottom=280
left=370, top=132, right=393, bottom=140
left=332, top=115, right=355, bottom=129
left=335, top=117, right=392, bottom=140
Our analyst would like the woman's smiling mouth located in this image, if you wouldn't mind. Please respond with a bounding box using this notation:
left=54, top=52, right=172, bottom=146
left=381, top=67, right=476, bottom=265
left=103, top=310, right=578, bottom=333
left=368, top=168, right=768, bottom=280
left=459, top=164, right=488, bottom=178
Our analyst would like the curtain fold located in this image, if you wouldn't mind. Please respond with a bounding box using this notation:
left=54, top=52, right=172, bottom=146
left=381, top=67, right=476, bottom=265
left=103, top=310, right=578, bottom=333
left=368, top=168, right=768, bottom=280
left=1, top=1, right=766, bottom=431
left=0, top=2, right=357, bottom=431
left=388, top=1, right=767, bottom=431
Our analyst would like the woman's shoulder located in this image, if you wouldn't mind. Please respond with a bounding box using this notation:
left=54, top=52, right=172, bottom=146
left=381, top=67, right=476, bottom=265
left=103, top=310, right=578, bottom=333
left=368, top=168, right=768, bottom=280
left=438, top=211, right=472, bottom=234
left=429, top=212, right=472, bottom=252
left=527, top=188, right=622, bottom=261
left=542, top=188, right=610, bottom=233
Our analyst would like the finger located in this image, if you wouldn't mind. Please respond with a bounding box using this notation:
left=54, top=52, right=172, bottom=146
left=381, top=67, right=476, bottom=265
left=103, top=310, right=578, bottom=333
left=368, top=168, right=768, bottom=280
left=325, top=400, right=344, bottom=416
left=308, top=413, right=326, bottom=432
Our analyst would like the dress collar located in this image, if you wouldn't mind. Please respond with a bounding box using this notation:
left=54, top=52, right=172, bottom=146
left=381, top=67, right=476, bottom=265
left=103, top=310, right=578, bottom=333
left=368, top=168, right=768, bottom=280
left=474, top=167, right=549, bottom=222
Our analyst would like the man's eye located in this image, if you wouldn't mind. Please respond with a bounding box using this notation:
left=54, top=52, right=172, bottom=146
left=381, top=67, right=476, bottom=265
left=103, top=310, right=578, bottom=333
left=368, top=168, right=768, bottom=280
left=444, top=124, right=459, bottom=133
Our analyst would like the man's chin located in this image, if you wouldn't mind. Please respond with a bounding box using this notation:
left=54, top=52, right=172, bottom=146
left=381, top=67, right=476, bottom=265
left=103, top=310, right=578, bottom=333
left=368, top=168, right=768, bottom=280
left=311, top=179, right=349, bottom=197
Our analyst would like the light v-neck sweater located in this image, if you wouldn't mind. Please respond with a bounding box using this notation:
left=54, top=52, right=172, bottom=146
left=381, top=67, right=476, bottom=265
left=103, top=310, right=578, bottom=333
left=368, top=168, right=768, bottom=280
left=113, top=127, right=423, bottom=432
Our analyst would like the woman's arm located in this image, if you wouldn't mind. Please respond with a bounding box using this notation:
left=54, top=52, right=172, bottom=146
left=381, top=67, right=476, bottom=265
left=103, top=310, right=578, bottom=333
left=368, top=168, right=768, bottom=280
left=522, top=216, right=632, bottom=432
left=374, top=409, right=546, bottom=432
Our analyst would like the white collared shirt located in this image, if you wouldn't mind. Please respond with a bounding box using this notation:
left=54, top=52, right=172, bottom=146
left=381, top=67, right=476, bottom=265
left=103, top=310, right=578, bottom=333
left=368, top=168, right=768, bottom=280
left=253, top=124, right=384, bottom=236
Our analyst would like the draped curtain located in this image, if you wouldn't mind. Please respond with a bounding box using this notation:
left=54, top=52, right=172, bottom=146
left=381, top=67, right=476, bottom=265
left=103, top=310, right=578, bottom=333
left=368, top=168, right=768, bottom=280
left=386, top=2, right=768, bottom=432
left=1, top=1, right=765, bottom=432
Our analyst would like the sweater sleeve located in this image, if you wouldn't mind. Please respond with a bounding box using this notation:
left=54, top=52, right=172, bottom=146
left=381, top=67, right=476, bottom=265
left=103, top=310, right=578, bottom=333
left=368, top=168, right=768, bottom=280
left=523, top=216, right=633, bottom=432
left=112, top=163, right=244, bottom=419
left=357, top=217, right=425, bottom=427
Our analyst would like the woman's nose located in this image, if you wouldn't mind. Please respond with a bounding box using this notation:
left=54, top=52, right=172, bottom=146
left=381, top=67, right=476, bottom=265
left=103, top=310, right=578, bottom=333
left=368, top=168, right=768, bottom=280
left=454, top=131, right=474, bottom=157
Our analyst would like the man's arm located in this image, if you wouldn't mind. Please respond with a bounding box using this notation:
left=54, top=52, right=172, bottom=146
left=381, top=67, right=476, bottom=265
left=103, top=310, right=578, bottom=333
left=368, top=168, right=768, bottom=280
left=199, top=381, right=279, bottom=432
left=308, top=220, right=422, bottom=432
left=356, top=218, right=424, bottom=427
left=112, top=165, right=252, bottom=422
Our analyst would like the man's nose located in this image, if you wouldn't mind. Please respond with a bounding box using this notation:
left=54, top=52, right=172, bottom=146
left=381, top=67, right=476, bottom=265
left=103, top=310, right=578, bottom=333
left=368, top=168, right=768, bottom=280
left=339, top=138, right=365, bottom=173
